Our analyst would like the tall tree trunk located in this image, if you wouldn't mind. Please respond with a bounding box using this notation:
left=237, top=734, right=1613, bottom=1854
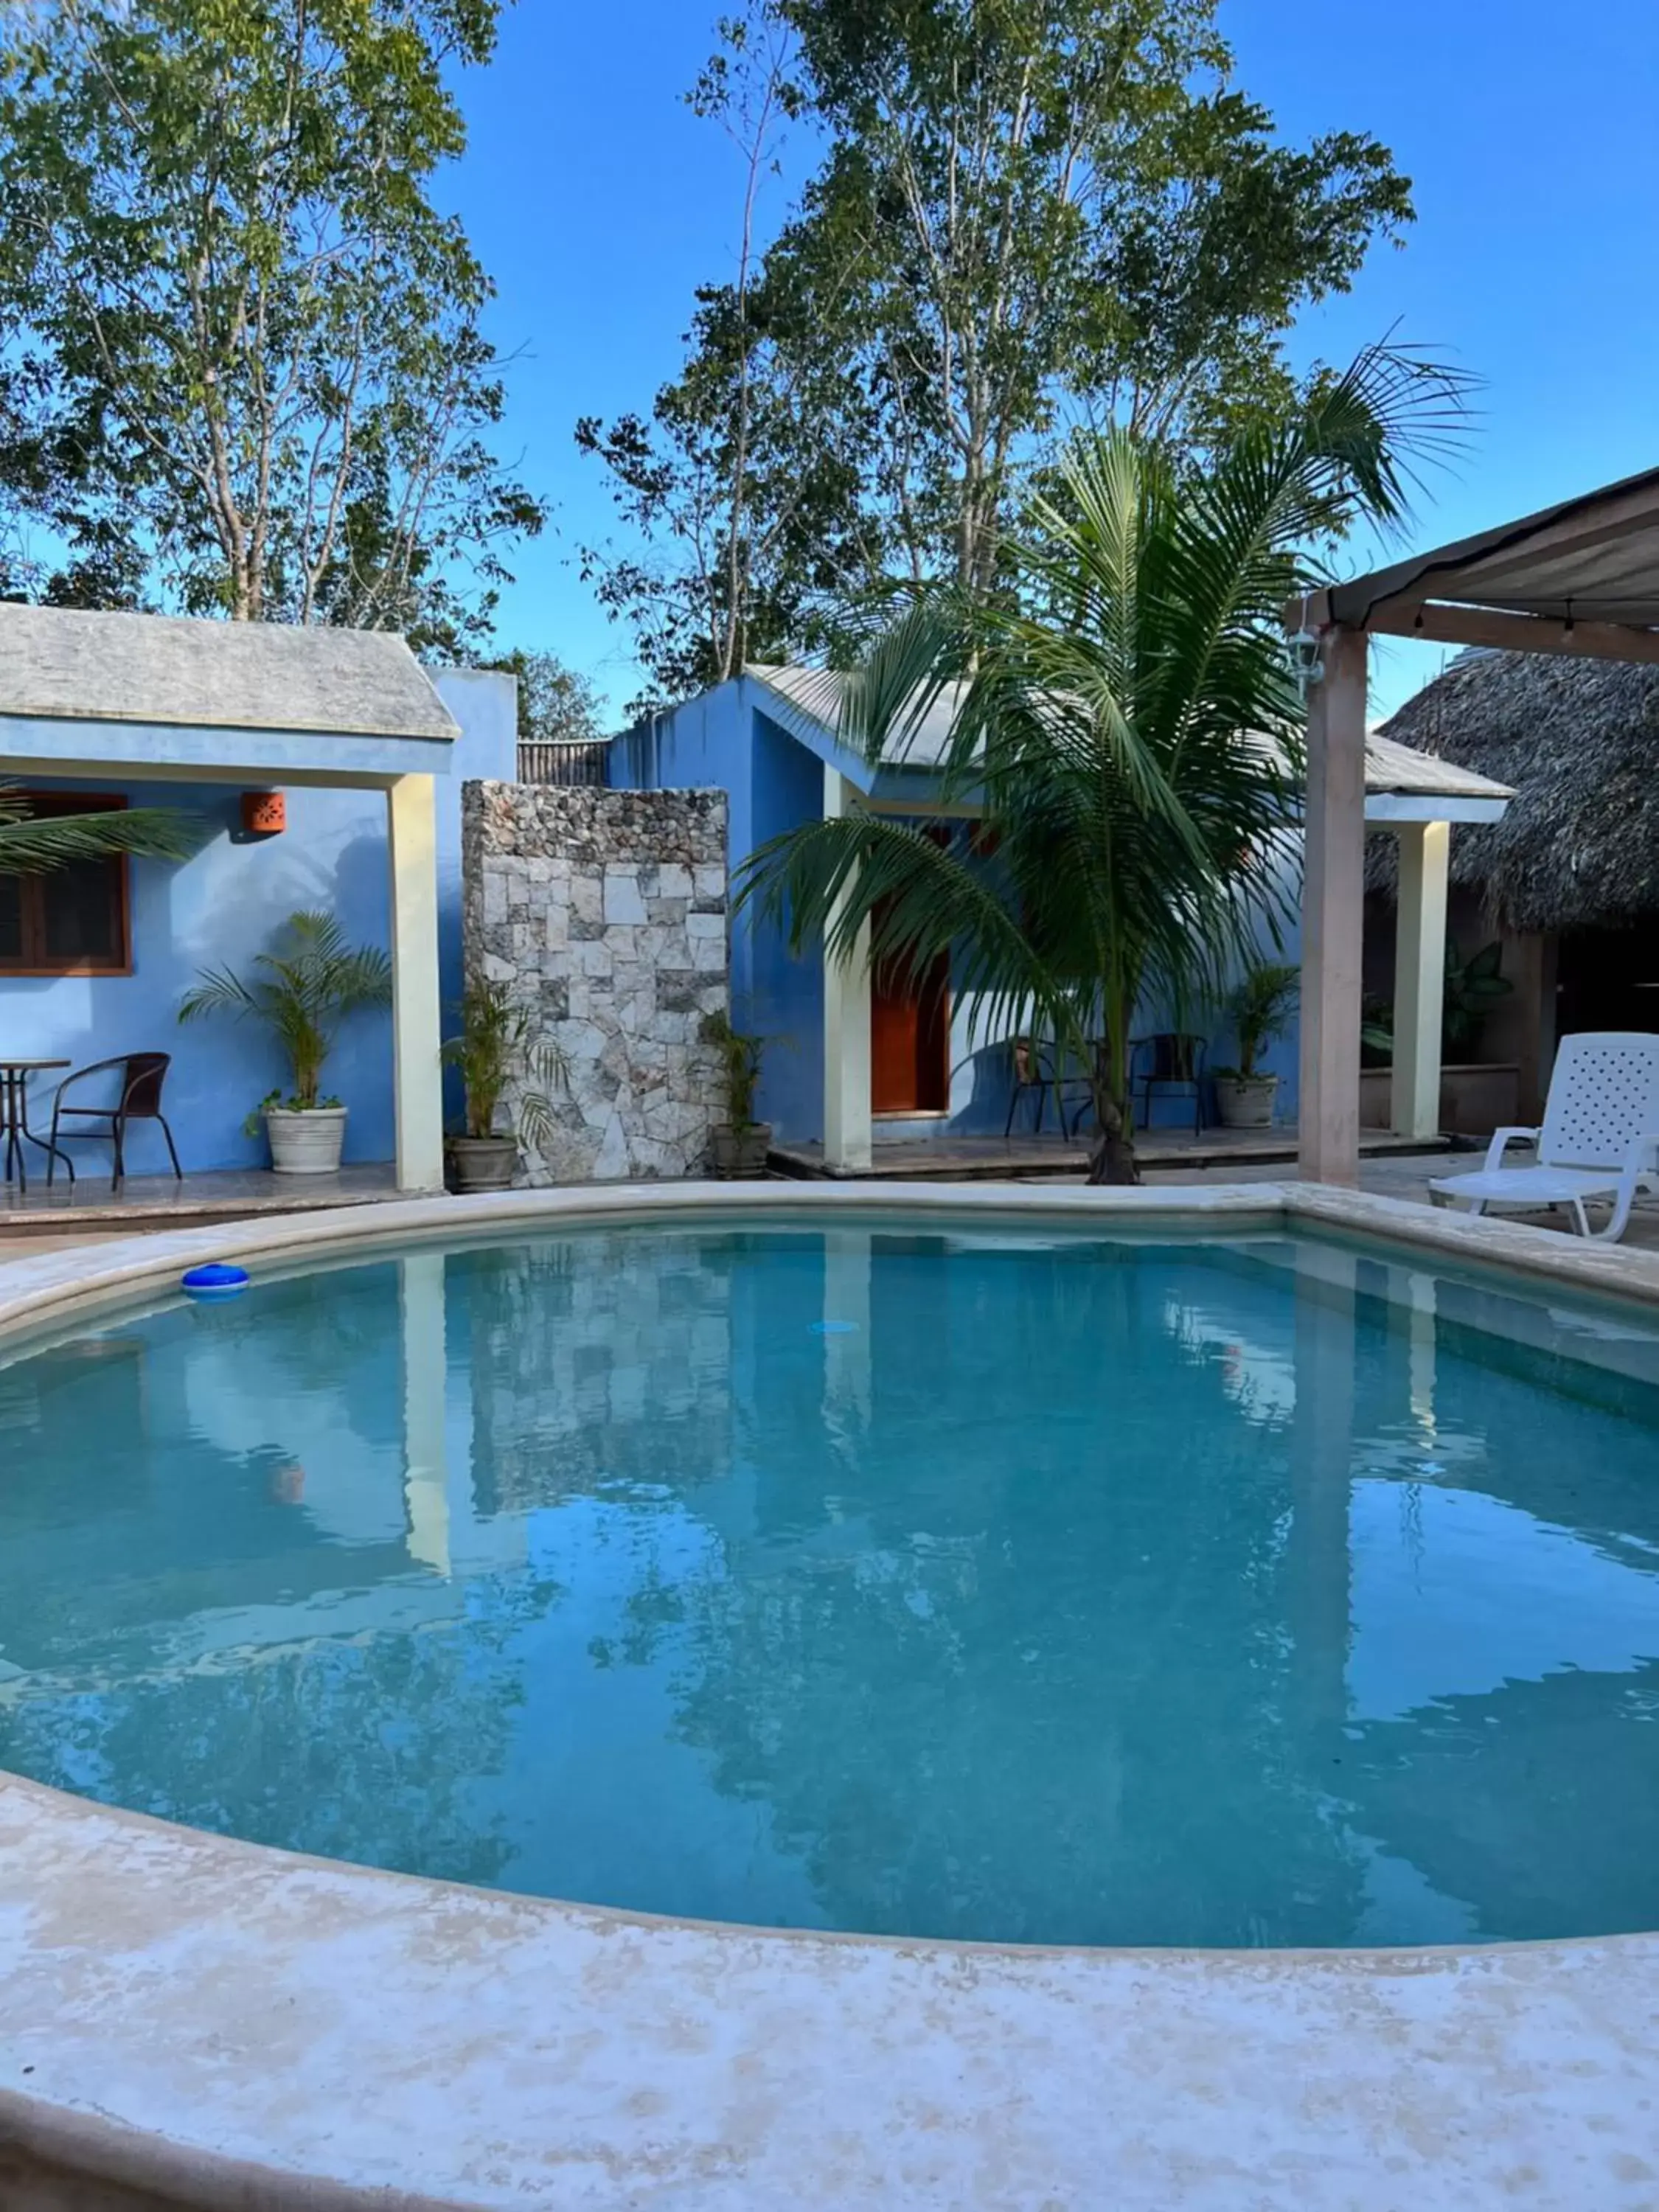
left=1085, top=992, right=1138, bottom=1185
left=1086, top=1096, right=1138, bottom=1185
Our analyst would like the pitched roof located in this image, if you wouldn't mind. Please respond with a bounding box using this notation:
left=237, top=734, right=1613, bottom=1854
left=1363, top=728, right=1513, bottom=804
left=0, top=604, right=458, bottom=740
left=746, top=663, right=968, bottom=769
left=747, top=659, right=1508, bottom=801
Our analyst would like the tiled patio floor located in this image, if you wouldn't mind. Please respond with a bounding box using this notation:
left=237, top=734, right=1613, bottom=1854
left=0, top=1162, right=408, bottom=1242
left=769, top=1125, right=1458, bottom=1181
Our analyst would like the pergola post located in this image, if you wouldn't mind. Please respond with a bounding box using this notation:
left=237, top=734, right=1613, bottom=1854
left=386, top=773, right=445, bottom=1193
left=1391, top=820, right=1450, bottom=1141
left=821, top=764, right=872, bottom=1175
left=1298, top=627, right=1368, bottom=1186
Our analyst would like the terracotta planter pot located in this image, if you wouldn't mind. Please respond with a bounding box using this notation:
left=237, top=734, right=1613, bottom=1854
left=709, top=1121, right=773, bottom=1179
left=447, top=1135, right=520, bottom=1192
left=265, top=1105, right=348, bottom=1175
left=1213, top=1074, right=1278, bottom=1130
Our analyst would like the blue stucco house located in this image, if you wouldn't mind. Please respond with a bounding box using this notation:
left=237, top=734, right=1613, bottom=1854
left=611, top=663, right=1514, bottom=1170
left=0, top=603, right=516, bottom=1189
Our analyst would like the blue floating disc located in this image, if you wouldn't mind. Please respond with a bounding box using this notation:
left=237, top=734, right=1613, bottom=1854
left=181, top=1263, right=250, bottom=1301
left=810, top=1319, right=859, bottom=1335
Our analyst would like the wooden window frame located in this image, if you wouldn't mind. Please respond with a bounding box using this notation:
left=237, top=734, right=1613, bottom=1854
left=0, top=792, right=133, bottom=978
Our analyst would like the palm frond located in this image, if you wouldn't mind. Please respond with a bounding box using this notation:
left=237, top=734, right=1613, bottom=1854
left=739, top=811, right=1080, bottom=1060
left=0, top=790, right=202, bottom=874
left=177, top=965, right=258, bottom=1023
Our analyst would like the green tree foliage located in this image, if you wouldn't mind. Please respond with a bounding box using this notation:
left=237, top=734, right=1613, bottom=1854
left=580, top=0, right=1416, bottom=700
left=577, top=12, right=880, bottom=710
left=741, top=347, right=1458, bottom=1183
left=486, top=647, right=608, bottom=746
left=0, top=0, right=543, bottom=652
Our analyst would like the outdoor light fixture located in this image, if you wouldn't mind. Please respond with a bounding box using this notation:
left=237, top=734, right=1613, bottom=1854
left=1285, top=626, right=1324, bottom=696
left=233, top=790, right=287, bottom=843
left=1285, top=591, right=1325, bottom=698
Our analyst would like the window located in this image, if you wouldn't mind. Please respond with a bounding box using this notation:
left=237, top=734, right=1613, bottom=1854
left=0, top=793, right=132, bottom=975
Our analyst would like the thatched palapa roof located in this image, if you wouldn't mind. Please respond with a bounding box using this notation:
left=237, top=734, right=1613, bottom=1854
left=1367, top=652, right=1659, bottom=933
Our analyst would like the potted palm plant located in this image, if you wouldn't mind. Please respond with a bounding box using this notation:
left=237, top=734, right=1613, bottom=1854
left=1212, top=959, right=1300, bottom=1128
left=442, top=979, right=564, bottom=1192
left=700, top=1009, right=770, bottom=1177
left=178, top=910, right=392, bottom=1173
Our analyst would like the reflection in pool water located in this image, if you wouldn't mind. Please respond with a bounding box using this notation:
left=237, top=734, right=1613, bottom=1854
left=1, top=1221, right=1658, bottom=1948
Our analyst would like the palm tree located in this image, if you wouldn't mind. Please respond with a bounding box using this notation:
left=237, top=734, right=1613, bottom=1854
left=0, top=785, right=199, bottom=870
left=740, top=347, right=1465, bottom=1183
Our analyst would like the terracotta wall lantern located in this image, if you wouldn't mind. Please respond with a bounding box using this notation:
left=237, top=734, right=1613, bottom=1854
left=237, top=790, right=287, bottom=841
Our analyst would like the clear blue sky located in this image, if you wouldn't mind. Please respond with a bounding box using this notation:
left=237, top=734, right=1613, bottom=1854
left=445, top=0, right=1659, bottom=725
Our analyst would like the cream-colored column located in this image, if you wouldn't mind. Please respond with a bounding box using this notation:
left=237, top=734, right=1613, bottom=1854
left=1391, top=820, right=1450, bottom=1140
left=386, top=774, right=445, bottom=1193
left=821, top=1222, right=873, bottom=1435
left=822, top=764, right=872, bottom=1175
left=1406, top=1267, right=1439, bottom=1436
left=1298, top=627, right=1368, bottom=1186
left=400, top=1250, right=451, bottom=1576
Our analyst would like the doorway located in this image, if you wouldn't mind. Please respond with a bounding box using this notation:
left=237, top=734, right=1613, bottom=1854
left=870, top=898, right=950, bottom=1114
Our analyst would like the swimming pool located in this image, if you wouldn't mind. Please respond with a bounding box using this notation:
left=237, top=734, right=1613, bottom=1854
left=5, top=1206, right=1658, bottom=1952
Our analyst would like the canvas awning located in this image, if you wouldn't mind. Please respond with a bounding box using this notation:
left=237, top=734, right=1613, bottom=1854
left=1301, top=467, right=1659, bottom=666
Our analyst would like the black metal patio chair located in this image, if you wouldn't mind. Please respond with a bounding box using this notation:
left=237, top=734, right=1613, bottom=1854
left=1004, top=1037, right=1057, bottom=1135
left=1130, top=1032, right=1208, bottom=1138
left=47, top=1052, right=183, bottom=1189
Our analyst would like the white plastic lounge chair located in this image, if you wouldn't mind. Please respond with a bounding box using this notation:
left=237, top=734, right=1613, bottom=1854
left=1429, top=1032, right=1659, bottom=1242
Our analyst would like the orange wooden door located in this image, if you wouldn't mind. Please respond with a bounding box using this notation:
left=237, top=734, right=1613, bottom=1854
left=871, top=897, right=950, bottom=1113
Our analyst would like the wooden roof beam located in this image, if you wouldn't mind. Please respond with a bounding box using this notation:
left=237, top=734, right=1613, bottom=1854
left=1362, top=599, right=1659, bottom=664
left=1281, top=591, right=1659, bottom=664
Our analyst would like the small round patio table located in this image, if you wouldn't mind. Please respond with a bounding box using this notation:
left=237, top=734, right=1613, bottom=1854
left=0, top=1059, right=73, bottom=1193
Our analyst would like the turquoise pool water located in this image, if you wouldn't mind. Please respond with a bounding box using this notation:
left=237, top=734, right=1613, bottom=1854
left=3, top=1217, right=1659, bottom=1949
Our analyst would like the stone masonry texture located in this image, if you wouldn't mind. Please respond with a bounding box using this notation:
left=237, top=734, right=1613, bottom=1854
left=462, top=781, right=730, bottom=1183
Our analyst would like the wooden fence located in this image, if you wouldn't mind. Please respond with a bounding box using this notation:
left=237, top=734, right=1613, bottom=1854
left=517, top=740, right=610, bottom=787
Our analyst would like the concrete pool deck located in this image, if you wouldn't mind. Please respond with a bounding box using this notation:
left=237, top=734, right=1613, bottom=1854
left=3, top=1179, right=1659, bottom=2210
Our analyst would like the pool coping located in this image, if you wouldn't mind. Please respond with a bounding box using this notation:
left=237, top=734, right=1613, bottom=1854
left=4, top=1178, right=1659, bottom=2211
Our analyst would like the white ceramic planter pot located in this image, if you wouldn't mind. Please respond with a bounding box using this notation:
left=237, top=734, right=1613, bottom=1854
left=266, top=1105, right=349, bottom=1175
left=1213, top=1075, right=1278, bottom=1131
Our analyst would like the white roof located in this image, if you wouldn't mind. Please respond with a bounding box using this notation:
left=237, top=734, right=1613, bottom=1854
left=748, top=661, right=1513, bottom=800
left=747, top=663, right=967, bottom=770
left=0, top=603, right=458, bottom=740
left=1363, top=728, right=1513, bottom=803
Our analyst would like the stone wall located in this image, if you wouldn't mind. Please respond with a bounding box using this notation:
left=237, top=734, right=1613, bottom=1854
left=462, top=782, right=729, bottom=1182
